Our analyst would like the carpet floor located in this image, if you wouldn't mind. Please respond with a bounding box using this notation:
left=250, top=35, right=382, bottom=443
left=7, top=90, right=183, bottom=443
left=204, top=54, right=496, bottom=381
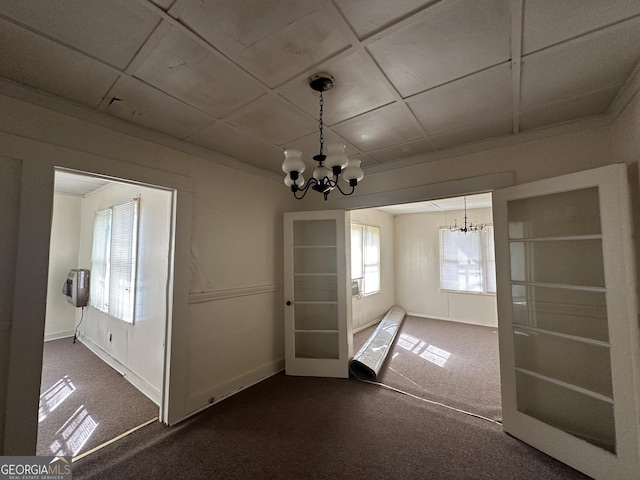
left=354, top=315, right=502, bottom=421
left=37, top=338, right=159, bottom=457
left=72, top=317, right=591, bottom=480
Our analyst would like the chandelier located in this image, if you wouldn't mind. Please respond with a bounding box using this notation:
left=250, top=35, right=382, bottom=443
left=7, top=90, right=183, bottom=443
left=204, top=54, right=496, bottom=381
left=282, top=74, right=364, bottom=201
left=449, top=196, right=485, bottom=233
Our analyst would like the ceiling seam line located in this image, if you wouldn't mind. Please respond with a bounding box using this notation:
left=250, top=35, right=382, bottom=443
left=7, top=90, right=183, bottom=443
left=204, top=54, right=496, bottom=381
left=510, top=0, right=524, bottom=134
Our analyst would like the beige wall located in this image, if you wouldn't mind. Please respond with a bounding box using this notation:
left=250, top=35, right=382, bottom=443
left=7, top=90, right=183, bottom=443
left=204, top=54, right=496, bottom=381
left=395, top=207, right=497, bottom=327
left=2, top=87, right=640, bottom=454
left=184, top=156, right=296, bottom=412
left=350, top=208, right=396, bottom=331
left=0, top=93, right=299, bottom=453
left=44, top=194, right=83, bottom=339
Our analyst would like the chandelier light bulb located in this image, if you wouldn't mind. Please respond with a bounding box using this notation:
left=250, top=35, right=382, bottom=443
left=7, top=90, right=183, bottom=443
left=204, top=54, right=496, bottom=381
left=324, top=143, right=349, bottom=172
left=284, top=173, right=305, bottom=188
left=342, top=159, right=364, bottom=184
left=282, top=149, right=305, bottom=175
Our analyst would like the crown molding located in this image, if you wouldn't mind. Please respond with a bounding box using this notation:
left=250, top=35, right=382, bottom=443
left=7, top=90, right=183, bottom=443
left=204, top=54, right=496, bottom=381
left=363, top=114, right=612, bottom=177
left=607, top=62, right=640, bottom=120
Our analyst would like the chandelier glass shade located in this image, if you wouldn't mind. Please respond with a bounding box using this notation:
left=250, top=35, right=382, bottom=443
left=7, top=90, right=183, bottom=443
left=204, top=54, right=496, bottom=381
left=449, top=196, right=485, bottom=233
left=282, top=74, right=364, bottom=201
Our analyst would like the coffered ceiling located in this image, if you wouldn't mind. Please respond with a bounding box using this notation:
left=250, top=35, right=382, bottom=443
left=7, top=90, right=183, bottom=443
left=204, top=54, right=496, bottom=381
left=1, top=0, right=639, bottom=179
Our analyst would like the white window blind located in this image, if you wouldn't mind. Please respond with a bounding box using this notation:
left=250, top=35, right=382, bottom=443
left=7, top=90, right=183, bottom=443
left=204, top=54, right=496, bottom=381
left=439, top=225, right=496, bottom=294
left=351, top=223, right=381, bottom=296
left=90, top=208, right=111, bottom=313
left=90, top=199, right=139, bottom=323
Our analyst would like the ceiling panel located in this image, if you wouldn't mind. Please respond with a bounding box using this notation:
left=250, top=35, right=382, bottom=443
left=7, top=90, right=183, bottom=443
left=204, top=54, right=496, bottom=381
left=134, top=26, right=266, bottom=117
left=225, top=95, right=318, bottom=145
left=521, top=18, right=640, bottom=111
left=179, top=0, right=350, bottom=87
left=407, top=63, right=512, bottom=135
left=430, top=115, right=512, bottom=150
left=54, top=171, right=111, bottom=197
left=332, top=102, right=423, bottom=151
left=1, top=0, right=639, bottom=178
left=186, top=121, right=285, bottom=173
left=278, top=51, right=396, bottom=126
left=519, top=87, right=619, bottom=131
left=368, top=138, right=435, bottom=163
left=367, top=0, right=511, bottom=97
left=0, top=0, right=160, bottom=69
left=334, top=0, right=436, bottom=39
left=349, top=153, right=379, bottom=169
left=283, top=130, right=359, bottom=159
left=150, top=0, right=174, bottom=9
left=523, top=0, right=640, bottom=54
left=0, top=17, right=119, bottom=108
left=104, top=76, right=215, bottom=139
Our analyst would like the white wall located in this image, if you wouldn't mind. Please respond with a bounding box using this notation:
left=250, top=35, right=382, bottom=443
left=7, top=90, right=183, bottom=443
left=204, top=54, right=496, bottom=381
left=184, top=156, right=299, bottom=412
left=44, top=194, right=83, bottom=340
left=349, top=208, right=396, bottom=331
left=76, top=182, right=172, bottom=401
left=395, top=207, right=497, bottom=327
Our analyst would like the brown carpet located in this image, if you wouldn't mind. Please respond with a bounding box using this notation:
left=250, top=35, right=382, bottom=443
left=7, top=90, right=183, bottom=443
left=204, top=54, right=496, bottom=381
left=354, top=315, right=502, bottom=422
left=72, top=317, right=591, bottom=480
left=37, top=338, right=158, bottom=457
left=72, top=374, right=590, bottom=480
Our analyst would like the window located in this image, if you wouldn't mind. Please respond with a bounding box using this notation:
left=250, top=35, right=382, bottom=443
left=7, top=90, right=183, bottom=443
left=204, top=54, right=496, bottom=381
left=90, top=198, right=139, bottom=323
left=351, top=223, right=380, bottom=296
left=439, top=225, right=496, bottom=293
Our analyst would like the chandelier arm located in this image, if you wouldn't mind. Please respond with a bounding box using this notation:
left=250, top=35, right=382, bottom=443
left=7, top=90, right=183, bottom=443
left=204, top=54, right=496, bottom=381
left=331, top=181, right=356, bottom=196
left=292, top=178, right=317, bottom=200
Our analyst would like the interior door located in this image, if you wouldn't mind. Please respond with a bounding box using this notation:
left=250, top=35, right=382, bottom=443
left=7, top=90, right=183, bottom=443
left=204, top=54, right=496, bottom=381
left=492, top=164, right=640, bottom=479
left=283, top=209, right=352, bottom=378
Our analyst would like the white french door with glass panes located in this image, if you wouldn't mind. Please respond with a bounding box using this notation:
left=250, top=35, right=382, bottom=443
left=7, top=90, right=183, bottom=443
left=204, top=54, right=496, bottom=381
left=493, top=164, right=640, bottom=479
left=284, top=210, right=352, bottom=378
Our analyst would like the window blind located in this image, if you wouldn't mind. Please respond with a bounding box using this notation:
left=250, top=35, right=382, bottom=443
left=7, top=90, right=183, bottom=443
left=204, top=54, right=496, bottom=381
left=90, top=208, right=111, bottom=313
left=439, top=226, right=496, bottom=294
left=89, top=199, right=139, bottom=323
left=108, top=199, right=138, bottom=323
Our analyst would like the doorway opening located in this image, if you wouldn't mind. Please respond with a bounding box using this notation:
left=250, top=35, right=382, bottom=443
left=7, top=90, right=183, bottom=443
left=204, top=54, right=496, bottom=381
left=37, top=169, right=175, bottom=457
left=350, top=192, right=501, bottom=422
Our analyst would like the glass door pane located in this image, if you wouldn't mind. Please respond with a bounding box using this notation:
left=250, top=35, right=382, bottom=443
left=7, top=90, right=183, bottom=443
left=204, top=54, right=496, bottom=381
left=507, top=187, right=615, bottom=452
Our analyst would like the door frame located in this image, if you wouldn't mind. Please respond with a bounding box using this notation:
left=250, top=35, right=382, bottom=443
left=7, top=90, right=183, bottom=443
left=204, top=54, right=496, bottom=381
left=4, top=154, right=193, bottom=454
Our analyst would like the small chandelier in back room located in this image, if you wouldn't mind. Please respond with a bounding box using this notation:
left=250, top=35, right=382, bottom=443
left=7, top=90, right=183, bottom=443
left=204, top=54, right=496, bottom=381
left=282, top=73, right=364, bottom=201
left=449, top=196, right=485, bottom=233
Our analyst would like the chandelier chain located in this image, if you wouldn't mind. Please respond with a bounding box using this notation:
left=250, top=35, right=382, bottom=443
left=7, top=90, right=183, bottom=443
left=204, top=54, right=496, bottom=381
left=318, top=91, right=324, bottom=156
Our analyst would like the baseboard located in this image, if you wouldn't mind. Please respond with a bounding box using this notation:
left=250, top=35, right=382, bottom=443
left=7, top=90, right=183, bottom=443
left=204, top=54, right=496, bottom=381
left=353, top=315, right=384, bottom=334
left=77, top=334, right=161, bottom=406
left=44, top=330, right=75, bottom=342
left=406, top=312, right=498, bottom=328
left=179, top=358, right=285, bottom=424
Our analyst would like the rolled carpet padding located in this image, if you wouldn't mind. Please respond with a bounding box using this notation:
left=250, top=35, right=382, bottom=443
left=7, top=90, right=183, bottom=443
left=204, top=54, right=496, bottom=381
left=349, top=305, right=406, bottom=381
